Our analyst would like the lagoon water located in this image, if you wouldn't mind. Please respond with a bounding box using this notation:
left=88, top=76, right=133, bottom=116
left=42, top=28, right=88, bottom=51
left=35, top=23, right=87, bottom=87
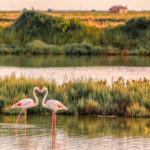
left=1, top=115, right=150, bottom=150
left=0, top=55, right=150, bottom=67
left=0, top=55, right=150, bottom=85
left=1, top=55, right=150, bottom=150
left=0, top=66, right=150, bottom=85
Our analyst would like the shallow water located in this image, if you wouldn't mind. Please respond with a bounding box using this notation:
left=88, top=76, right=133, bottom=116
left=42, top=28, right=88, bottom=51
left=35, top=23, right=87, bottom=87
left=0, top=55, right=150, bottom=67
left=1, top=115, right=150, bottom=150
left=0, top=66, right=150, bottom=85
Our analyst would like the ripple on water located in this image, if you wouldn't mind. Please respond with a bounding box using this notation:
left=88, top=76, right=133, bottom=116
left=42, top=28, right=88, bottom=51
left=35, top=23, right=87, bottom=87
left=1, top=116, right=150, bottom=150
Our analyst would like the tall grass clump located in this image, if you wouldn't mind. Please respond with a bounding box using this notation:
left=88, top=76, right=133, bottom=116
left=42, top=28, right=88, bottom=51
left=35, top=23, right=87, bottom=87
left=63, top=42, right=93, bottom=55
left=23, top=40, right=62, bottom=55
left=2, top=10, right=89, bottom=46
left=1, top=76, right=150, bottom=117
left=99, top=17, right=150, bottom=52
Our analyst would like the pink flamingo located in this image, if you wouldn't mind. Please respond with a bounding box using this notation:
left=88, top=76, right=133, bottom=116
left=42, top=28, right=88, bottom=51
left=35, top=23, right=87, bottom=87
left=41, top=87, right=68, bottom=135
left=11, top=86, right=42, bottom=127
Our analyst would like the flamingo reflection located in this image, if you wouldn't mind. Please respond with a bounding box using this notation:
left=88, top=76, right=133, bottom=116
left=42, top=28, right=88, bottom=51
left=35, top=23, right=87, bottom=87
left=52, top=126, right=56, bottom=149
left=15, top=124, right=37, bottom=150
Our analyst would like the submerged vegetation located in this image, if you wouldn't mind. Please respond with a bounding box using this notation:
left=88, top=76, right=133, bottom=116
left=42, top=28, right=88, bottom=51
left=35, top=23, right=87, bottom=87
left=0, top=11, right=150, bottom=55
left=0, top=76, right=150, bottom=117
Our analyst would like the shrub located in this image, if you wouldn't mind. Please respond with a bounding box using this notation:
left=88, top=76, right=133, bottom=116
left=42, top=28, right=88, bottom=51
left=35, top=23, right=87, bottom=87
left=63, top=42, right=93, bottom=55
left=0, top=99, right=4, bottom=113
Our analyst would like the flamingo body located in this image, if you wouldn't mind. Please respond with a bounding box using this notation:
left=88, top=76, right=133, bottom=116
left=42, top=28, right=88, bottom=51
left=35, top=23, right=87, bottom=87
left=43, top=99, right=67, bottom=112
left=12, top=98, right=35, bottom=109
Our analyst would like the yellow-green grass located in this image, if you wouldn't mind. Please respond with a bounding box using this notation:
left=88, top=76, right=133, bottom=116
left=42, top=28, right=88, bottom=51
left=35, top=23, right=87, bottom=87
left=0, top=75, right=150, bottom=117
left=48, top=12, right=150, bottom=28
left=0, top=21, right=13, bottom=28
left=0, top=11, right=150, bottom=28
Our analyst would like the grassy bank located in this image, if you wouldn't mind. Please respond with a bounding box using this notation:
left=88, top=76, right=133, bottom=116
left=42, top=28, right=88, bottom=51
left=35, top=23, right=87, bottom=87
left=0, top=10, right=150, bottom=55
left=0, top=76, right=150, bottom=117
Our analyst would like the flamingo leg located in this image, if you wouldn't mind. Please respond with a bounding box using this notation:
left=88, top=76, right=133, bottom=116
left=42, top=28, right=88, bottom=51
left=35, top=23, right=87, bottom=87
left=24, top=109, right=27, bottom=130
left=52, top=130, right=56, bottom=148
left=15, top=108, right=24, bottom=127
left=52, top=111, right=54, bottom=135
left=52, top=114, right=53, bottom=133
left=54, top=111, right=56, bottom=136
left=52, top=112, right=56, bottom=148
left=52, top=111, right=56, bottom=136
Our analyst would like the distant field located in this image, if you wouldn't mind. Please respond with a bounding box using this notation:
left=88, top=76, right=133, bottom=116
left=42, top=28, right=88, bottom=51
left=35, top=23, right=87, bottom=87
left=0, top=12, right=20, bottom=27
left=0, top=11, right=150, bottom=28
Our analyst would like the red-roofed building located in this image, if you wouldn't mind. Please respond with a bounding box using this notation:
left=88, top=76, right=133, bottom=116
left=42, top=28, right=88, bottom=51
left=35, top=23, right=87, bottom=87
left=109, top=5, right=128, bottom=14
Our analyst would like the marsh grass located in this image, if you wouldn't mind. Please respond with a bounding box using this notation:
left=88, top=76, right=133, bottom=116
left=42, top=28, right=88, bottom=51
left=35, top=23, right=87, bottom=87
left=0, top=76, right=150, bottom=117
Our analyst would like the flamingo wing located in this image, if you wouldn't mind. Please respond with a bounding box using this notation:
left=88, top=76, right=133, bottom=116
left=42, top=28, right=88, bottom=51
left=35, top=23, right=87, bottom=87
left=12, top=98, right=34, bottom=108
left=45, top=99, right=67, bottom=111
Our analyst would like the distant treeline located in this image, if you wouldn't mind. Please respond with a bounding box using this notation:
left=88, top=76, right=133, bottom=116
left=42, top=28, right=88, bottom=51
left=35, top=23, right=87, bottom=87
left=0, top=10, right=150, bottom=55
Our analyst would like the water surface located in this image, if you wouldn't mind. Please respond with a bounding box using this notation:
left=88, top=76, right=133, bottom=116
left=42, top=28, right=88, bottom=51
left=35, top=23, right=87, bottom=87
left=1, top=115, right=150, bottom=150
left=0, top=66, right=150, bottom=85
left=1, top=55, right=150, bottom=67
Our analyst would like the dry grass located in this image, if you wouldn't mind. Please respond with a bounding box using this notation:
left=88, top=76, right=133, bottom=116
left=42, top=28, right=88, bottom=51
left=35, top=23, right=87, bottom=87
left=0, top=11, right=150, bottom=28
left=0, top=21, right=13, bottom=27
left=0, top=12, right=20, bottom=20
left=48, top=12, right=150, bottom=20
left=82, top=20, right=124, bottom=29
left=48, top=12, right=150, bottom=28
left=0, top=12, right=20, bottom=28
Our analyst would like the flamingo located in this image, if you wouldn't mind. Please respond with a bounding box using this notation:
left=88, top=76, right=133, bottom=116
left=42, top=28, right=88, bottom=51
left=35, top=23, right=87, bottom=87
left=41, top=87, right=67, bottom=135
left=11, top=86, right=42, bottom=127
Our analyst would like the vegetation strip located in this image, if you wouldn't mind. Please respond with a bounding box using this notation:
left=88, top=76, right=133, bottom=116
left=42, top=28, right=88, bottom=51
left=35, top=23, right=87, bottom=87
left=0, top=76, right=150, bottom=117
left=0, top=11, right=150, bottom=55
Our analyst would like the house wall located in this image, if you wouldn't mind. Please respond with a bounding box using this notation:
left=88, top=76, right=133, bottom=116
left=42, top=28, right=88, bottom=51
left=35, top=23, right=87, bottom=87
left=109, top=6, right=127, bottom=14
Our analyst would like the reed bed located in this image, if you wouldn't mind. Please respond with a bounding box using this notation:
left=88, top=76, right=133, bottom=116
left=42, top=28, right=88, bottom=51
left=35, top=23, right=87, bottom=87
left=0, top=75, right=150, bottom=117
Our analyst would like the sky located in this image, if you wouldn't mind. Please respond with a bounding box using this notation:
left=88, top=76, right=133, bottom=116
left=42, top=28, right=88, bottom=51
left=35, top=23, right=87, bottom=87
left=1, top=0, right=150, bottom=11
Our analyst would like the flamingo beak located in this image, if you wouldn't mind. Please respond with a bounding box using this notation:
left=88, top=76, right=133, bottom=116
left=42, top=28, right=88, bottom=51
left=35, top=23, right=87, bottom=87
left=64, top=106, right=68, bottom=110
left=11, top=105, right=15, bottom=108
left=38, top=89, right=43, bottom=93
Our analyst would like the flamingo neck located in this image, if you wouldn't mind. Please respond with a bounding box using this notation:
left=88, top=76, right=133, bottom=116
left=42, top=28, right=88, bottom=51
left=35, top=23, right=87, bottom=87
left=42, top=89, right=48, bottom=108
left=33, top=89, right=38, bottom=106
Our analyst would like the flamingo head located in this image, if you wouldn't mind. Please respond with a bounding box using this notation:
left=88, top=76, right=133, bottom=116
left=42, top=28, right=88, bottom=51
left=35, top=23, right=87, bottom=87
left=34, top=86, right=42, bottom=93
left=41, top=87, right=48, bottom=93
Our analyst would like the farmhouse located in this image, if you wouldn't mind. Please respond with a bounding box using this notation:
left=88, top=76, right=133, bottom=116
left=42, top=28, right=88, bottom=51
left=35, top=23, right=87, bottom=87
left=109, top=5, right=128, bottom=14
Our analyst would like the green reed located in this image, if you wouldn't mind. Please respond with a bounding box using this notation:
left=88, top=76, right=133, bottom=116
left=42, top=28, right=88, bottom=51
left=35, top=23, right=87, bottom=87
left=0, top=75, right=150, bottom=117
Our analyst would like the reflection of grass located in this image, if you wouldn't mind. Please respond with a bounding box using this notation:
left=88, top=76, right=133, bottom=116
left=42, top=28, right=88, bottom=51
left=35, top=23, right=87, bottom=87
left=1, top=76, right=150, bottom=117
left=1, top=55, right=150, bottom=67
left=58, top=116, right=150, bottom=138
left=2, top=115, right=150, bottom=138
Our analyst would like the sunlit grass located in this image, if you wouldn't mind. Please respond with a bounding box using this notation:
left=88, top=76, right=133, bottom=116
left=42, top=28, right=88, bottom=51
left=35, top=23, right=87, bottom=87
left=0, top=21, right=13, bottom=27
left=0, top=11, right=150, bottom=28
left=0, top=75, right=150, bottom=117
